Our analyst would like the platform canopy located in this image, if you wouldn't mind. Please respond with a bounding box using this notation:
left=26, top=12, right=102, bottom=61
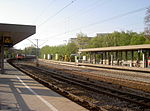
left=0, top=23, right=36, bottom=73
left=0, top=23, right=36, bottom=46
left=79, top=44, right=150, bottom=52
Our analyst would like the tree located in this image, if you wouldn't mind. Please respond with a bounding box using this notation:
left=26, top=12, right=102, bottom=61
left=130, top=32, right=145, bottom=45
left=88, top=36, right=103, bottom=48
left=144, top=7, right=150, bottom=40
left=66, top=42, right=78, bottom=55
left=22, top=46, right=37, bottom=56
left=76, top=32, right=91, bottom=49
left=88, top=31, right=146, bottom=48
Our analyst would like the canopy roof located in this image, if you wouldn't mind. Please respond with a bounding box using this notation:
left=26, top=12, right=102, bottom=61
left=0, top=23, right=36, bottom=46
left=79, top=44, right=150, bottom=52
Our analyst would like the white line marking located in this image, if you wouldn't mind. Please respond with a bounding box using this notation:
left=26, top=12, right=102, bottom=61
left=16, top=88, right=22, bottom=93
left=16, top=76, right=58, bottom=111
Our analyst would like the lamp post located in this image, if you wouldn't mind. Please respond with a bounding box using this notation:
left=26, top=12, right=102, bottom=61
left=35, top=39, right=39, bottom=67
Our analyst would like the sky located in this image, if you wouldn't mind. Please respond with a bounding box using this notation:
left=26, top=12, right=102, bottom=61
left=0, top=0, right=150, bottom=49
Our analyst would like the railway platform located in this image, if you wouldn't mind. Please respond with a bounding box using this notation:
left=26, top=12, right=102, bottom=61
left=40, top=59, right=150, bottom=73
left=0, top=61, right=88, bottom=111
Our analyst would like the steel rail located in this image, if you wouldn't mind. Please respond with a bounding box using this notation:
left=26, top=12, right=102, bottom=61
left=17, top=64, right=150, bottom=108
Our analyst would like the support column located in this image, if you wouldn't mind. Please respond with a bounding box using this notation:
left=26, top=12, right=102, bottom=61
left=120, top=51, right=122, bottom=66
left=116, top=51, right=119, bottom=65
left=142, top=50, right=148, bottom=68
left=101, top=53, right=103, bottom=64
left=89, top=52, right=92, bottom=63
left=108, top=52, right=111, bottom=65
left=142, top=51, right=146, bottom=68
left=145, top=51, right=148, bottom=68
left=131, top=50, right=134, bottom=67
left=137, top=50, right=140, bottom=67
left=0, top=47, right=1, bottom=69
left=36, top=39, right=39, bottom=67
left=1, top=36, right=4, bottom=73
left=111, top=52, right=113, bottom=65
left=125, top=51, right=127, bottom=61
left=91, top=52, right=93, bottom=64
left=94, top=52, right=96, bottom=64
left=104, top=52, right=107, bottom=64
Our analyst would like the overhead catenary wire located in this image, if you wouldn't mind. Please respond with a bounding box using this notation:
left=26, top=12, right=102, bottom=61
left=39, top=0, right=110, bottom=32
left=38, top=0, right=77, bottom=27
left=72, top=6, right=147, bottom=31
left=33, top=0, right=56, bottom=24
left=37, top=0, right=111, bottom=47
left=27, top=39, right=37, bottom=47
left=30, top=0, right=106, bottom=47
left=67, top=0, right=111, bottom=20
left=38, top=6, right=148, bottom=47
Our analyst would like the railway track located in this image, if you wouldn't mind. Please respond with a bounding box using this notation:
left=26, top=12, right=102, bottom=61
left=40, top=59, right=150, bottom=74
left=39, top=60, right=150, bottom=92
left=40, top=59, right=150, bottom=80
left=11, top=62, right=150, bottom=110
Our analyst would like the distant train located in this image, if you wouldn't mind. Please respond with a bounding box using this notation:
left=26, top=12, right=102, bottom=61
left=16, top=54, right=25, bottom=60
left=16, top=54, right=36, bottom=60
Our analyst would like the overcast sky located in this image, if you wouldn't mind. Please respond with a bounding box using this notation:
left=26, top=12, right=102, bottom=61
left=0, top=0, right=149, bottom=49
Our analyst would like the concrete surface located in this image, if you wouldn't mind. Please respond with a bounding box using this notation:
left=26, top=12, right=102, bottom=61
left=0, top=62, right=88, bottom=111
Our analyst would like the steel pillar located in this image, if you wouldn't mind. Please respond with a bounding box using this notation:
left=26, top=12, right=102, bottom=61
left=120, top=51, right=122, bottom=66
left=104, top=52, right=107, bottom=64
left=36, top=39, right=39, bottom=67
left=89, top=52, right=92, bottom=63
left=101, top=53, right=103, bottom=64
left=111, top=52, right=113, bottom=65
left=131, top=51, right=134, bottom=67
left=94, top=52, right=96, bottom=64
left=108, top=52, right=111, bottom=65
left=137, top=50, right=140, bottom=67
left=0, top=36, right=4, bottom=73
left=116, top=51, right=119, bottom=65
left=142, top=52, right=145, bottom=68
left=125, top=51, right=128, bottom=61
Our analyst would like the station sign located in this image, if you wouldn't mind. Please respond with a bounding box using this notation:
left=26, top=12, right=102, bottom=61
left=3, top=36, right=13, bottom=47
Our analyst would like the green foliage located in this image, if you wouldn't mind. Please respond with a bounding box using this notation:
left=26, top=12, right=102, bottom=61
left=130, top=32, right=146, bottom=45
left=76, top=32, right=91, bottom=49
left=88, top=31, right=147, bottom=48
left=40, top=44, right=77, bottom=59
left=66, top=42, right=78, bottom=55
left=22, top=46, right=37, bottom=55
left=144, top=39, right=150, bottom=44
left=88, top=36, right=103, bottom=48
left=24, top=31, right=149, bottom=60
